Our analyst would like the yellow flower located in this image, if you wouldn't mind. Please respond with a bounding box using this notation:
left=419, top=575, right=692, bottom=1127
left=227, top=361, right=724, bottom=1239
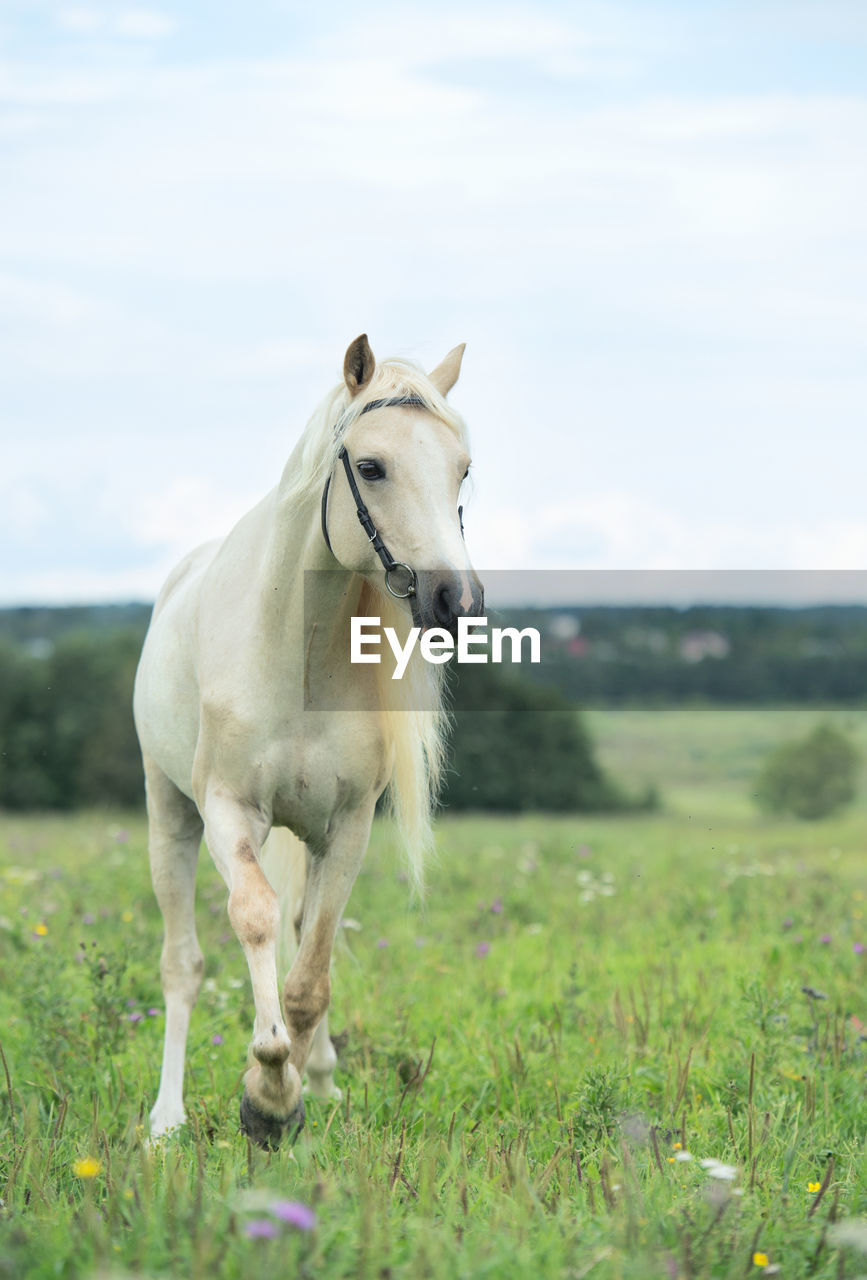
left=121, top=910, right=134, bottom=923
left=753, top=1253, right=769, bottom=1268
left=73, top=1156, right=102, bottom=1179
left=672, top=1141, right=682, bottom=1150
left=808, top=1181, right=821, bottom=1193
left=34, top=923, right=48, bottom=936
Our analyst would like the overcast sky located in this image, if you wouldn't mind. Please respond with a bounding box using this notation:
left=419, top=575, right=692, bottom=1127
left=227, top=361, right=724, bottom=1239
left=2, top=1, right=866, bottom=605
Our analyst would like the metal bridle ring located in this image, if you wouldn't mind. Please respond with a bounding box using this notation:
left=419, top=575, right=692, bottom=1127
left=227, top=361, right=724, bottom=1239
left=385, top=563, right=417, bottom=598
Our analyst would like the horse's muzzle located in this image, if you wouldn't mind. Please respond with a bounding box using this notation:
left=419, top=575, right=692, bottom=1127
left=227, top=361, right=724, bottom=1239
left=413, top=570, right=485, bottom=638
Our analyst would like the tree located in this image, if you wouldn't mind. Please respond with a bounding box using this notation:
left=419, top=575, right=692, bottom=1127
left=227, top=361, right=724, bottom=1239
left=754, top=722, right=861, bottom=820
left=440, top=665, right=631, bottom=812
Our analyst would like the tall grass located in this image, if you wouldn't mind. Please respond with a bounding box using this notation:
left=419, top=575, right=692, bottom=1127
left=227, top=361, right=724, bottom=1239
left=1, top=709, right=866, bottom=1277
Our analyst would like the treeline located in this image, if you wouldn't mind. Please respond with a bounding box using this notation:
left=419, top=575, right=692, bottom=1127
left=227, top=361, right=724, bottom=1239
left=5, top=603, right=867, bottom=706
left=0, top=631, right=145, bottom=810
left=502, top=603, right=867, bottom=705
left=3, top=600, right=867, bottom=813
left=0, top=611, right=635, bottom=814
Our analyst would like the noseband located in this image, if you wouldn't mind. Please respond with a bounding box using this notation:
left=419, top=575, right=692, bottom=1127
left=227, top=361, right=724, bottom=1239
left=320, top=395, right=464, bottom=601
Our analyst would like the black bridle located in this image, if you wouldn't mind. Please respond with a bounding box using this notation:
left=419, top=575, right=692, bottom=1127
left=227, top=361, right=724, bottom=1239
left=320, top=395, right=464, bottom=600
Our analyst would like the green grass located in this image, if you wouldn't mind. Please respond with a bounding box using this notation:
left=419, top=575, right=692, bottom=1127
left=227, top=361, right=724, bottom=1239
left=587, top=704, right=867, bottom=818
left=1, top=708, right=867, bottom=1278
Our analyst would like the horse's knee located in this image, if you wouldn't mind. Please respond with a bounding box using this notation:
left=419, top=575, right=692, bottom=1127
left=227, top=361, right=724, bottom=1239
left=227, top=877, right=279, bottom=950
left=161, top=941, right=204, bottom=1004
left=282, top=970, right=331, bottom=1036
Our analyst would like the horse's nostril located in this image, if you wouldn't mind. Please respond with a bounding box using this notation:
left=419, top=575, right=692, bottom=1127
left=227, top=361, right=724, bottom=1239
left=433, top=583, right=455, bottom=629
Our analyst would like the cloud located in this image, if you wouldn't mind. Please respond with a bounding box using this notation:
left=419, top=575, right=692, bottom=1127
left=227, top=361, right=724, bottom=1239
left=56, top=5, right=176, bottom=40
left=2, top=2, right=867, bottom=602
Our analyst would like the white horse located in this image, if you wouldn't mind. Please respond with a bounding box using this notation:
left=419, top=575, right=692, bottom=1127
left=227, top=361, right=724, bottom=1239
left=133, top=335, right=483, bottom=1146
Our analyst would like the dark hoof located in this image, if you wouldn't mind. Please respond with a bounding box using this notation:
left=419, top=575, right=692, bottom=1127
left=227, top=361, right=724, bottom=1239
left=240, top=1091, right=305, bottom=1150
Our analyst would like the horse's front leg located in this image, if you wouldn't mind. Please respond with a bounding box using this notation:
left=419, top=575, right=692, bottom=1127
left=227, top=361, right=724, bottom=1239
left=201, top=789, right=303, bottom=1148
left=283, top=804, right=374, bottom=1100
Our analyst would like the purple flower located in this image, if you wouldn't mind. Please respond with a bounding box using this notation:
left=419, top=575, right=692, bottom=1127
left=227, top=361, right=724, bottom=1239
left=577, top=845, right=591, bottom=858
left=475, top=941, right=491, bottom=958
left=782, top=917, right=793, bottom=930
left=128, top=1011, right=143, bottom=1023
left=490, top=898, right=503, bottom=915
left=245, top=1218, right=279, bottom=1239
left=115, top=830, right=129, bottom=844
left=820, top=934, right=832, bottom=945
left=271, top=1200, right=316, bottom=1231
left=376, top=938, right=389, bottom=949
left=211, top=1033, right=224, bottom=1046
left=854, top=942, right=865, bottom=955
left=82, top=913, right=95, bottom=926
left=147, top=1007, right=160, bottom=1017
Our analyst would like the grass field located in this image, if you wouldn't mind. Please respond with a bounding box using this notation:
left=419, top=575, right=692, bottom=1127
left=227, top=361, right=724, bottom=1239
left=1, top=707, right=866, bottom=1278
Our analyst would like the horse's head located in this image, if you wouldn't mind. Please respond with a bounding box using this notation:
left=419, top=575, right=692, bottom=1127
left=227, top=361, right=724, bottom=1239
left=322, top=335, right=484, bottom=635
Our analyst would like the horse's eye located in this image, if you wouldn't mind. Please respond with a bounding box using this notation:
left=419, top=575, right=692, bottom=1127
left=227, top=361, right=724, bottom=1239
left=357, top=459, right=385, bottom=481
left=462, top=467, right=470, bottom=481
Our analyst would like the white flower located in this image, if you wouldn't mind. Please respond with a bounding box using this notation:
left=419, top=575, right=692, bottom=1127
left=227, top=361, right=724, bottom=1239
left=829, top=1220, right=867, bottom=1253
left=700, top=1158, right=739, bottom=1181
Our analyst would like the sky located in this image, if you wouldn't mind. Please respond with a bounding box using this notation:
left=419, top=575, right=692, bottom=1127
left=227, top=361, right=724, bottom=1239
left=2, top=0, right=867, bottom=605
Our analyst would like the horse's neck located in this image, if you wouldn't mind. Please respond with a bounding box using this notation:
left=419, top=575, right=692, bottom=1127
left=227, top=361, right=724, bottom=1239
left=259, top=484, right=363, bottom=672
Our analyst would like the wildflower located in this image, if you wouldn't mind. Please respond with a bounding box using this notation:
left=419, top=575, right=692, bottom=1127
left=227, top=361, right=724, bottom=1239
left=700, top=1158, right=738, bottom=1181
left=147, top=1007, right=160, bottom=1017
left=376, top=938, right=389, bottom=949
left=829, top=1220, right=867, bottom=1251
left=121, top=910, right=134, bottom=924
left=753, top=1253, right=769, bottom=1267
left=82, top=912, right=95, bottom=925
left=128, top=1011, right=144, bottom=1023
left=808, top=1181, right=821, bottom=1193
left=854, top=942, right=865, bottom=955
left=475, top=941, right=491, bottom=957
left=72, top=1157, right=102, bottom=1179
left=115, top=830, right=129, bottom=843
left=245, top=1219, right=279, bottom=1239
left=490, top=897, right=503, bottom=915
left=271, top=1200, right=316, bottom=1230
left=820, top=933, right=831, bottom=945
left=674, top=1151, right=692, bottom=1162
left=34, top=923, right=48, bottom=936
left=782, top=917, right=793, bottom=930
left=211, top=1034, right=224, bottom=1046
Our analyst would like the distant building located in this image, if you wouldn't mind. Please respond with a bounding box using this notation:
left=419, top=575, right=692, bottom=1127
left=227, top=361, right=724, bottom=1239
left=679, top=630, right=730, bottom=663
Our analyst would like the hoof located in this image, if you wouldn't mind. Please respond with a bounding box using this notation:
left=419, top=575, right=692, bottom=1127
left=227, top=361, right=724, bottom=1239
left=240, top=1090, right=306, bottom=1150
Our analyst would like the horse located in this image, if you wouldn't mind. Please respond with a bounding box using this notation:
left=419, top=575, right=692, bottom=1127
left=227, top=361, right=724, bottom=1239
left=133, top=335, right=483, bottom=1146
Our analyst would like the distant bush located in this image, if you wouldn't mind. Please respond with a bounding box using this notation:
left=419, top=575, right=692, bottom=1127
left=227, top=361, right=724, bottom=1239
left=441, top=666, right=647, bottom=813
left=754, top=722, right=861, bottom=820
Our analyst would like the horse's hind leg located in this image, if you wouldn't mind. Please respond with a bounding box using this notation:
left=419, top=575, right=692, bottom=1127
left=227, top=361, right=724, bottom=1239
left=144, top=758, right=205, bottom=1139
left=306, top=1014, right=340, bottom=1100
left=282, top=843, right=340, bottom=1101
left=283, top=804, right=374, bottom=1101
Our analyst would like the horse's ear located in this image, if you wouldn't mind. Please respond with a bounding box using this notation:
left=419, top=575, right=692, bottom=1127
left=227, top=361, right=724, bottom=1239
left=344, top=334, right=376, bottom=396
left=428, top=343, right=466, bottom=396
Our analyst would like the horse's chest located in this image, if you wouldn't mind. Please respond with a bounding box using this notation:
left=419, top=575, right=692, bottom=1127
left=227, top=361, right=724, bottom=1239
left=266, top=725, right=386, bottom=839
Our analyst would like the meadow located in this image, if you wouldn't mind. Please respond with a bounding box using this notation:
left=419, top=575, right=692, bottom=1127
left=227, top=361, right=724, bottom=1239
left=1, top=707, right=866, bottom=1279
